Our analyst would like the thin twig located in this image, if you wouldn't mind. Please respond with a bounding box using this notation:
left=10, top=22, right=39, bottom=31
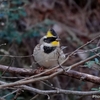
left=0, top=52, right=100, bottom=89
left=0, top=81, right=100, bottom=96
left=2, top=89, right=20, bottom=98
left=19, top=85, right=100, bottom=96
left=30, top=94, right=39, bottom=100
left=69, top=46, right=100, bottom=55
left=0, top=54, right=33, bottom=58
left=12, top=89, right=22, bottom=100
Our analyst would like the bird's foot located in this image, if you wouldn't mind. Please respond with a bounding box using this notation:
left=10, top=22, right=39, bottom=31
left=35, top=67, right=44, bottom=74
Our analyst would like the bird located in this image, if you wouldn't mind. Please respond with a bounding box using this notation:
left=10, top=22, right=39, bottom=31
left=33, top=29, right=65, bottom=69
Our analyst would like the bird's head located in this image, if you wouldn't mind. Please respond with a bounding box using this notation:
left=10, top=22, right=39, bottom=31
left=42, top=29, right=60, bottom=47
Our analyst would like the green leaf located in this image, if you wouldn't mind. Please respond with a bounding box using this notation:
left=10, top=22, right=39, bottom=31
left=11, top=0, right=23, bottom=5
left=91, top=87, right=100, bottom=91
left=0, top=71, right=2, bottom=76
left=8, top=12, right=19, bottom=20
left=91, top=88, right=98, bottom=91
left=18, top=9, right=27, bottom=16
left=44, top=19, right=55, bottom=25
left=95, top=58, right=99, bottom=64
left=85, top=61, right=95, bottom=68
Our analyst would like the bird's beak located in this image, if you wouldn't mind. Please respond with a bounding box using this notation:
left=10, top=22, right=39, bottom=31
left=56, top=38, right=60, bottom=41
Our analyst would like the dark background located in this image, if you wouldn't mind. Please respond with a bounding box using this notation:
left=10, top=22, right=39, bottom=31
left=0, top=0, right=100, bottom=100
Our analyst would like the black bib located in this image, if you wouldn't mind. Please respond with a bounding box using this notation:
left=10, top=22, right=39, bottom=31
left=43, top=46, right=56, bottom=54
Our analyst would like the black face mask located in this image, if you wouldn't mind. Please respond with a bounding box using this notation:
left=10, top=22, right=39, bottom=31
left=43, top=37, right=57, bottom=43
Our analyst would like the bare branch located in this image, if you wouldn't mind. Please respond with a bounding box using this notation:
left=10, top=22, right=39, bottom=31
left=0, top=65, right=34, bottom=75
left=0, top=68, right=100, bottom=89
left=0, top=81, right=100, bottom=96
left=63, top=70, right=100, bottom=84
left=21, top=85, right=100, bottom=96
left=2, top=89, right=20, bottom=98
left=0, top=52, right=99, bottom=89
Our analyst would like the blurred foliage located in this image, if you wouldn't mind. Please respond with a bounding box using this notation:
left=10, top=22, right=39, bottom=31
left=0, top=0, right=26, bottom=43
left=0, top=0, right=55, bottom=44
left=85, top=58, right=100, bottom=68
left=92, top=87, right=100, bottom=91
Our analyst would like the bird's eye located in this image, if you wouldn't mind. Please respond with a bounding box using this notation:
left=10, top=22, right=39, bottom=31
left=43, top=38, right=48, bottom=42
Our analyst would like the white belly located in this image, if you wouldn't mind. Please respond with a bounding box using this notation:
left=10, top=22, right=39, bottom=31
left=33, top=45, right=65, bottom=68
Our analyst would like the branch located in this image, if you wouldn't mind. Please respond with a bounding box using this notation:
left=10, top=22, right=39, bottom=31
left=21, top=85, right=100, bottom=96
left=0, top=65, right=34, bottom=75
left=0, top=52, right=100, bottom=76
left=0, top=69, right=100, bottom=89
left=0, top=81, right=100, bottom=96
left=0, top=33, right=100, bottom=76
left=63, top=70, right=100, bottom=84
left=0, top=52, right=100, bottom=89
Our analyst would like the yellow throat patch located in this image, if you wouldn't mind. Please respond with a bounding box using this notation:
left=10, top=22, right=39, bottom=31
left=51, top=41, right=60, bottom=46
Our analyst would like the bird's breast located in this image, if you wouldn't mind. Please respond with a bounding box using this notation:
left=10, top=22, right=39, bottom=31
left=33, top=45, right=65, bottom=68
